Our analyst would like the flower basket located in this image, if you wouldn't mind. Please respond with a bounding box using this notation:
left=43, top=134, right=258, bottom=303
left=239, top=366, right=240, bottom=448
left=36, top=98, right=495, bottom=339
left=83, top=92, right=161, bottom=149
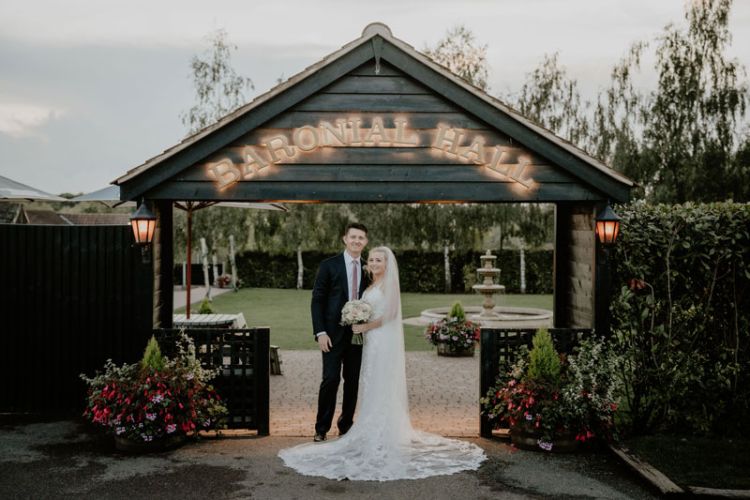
left=424, top=302, right=480, bottom=357
left=81, top=333, right=228, bottom=452
left=480, top=329, right=621, bottom=452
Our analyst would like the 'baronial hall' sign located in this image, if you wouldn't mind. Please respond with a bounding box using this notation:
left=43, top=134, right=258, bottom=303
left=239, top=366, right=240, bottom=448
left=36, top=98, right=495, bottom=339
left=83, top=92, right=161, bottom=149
left=206, top=116, right=535, bottom=190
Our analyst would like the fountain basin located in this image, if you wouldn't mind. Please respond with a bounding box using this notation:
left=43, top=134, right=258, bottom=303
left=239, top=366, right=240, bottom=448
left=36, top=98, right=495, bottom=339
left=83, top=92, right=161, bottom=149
left=416, top=306, right=552, bottom=329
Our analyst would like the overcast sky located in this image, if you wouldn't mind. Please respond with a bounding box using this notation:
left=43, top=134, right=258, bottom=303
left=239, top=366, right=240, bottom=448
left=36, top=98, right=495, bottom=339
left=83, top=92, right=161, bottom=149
left=1, top=0, right=749, bottom=194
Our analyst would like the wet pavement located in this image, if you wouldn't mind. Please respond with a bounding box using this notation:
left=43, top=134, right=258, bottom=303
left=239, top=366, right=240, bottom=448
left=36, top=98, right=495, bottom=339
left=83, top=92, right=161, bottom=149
left=0, top=418, right=659, bottom=499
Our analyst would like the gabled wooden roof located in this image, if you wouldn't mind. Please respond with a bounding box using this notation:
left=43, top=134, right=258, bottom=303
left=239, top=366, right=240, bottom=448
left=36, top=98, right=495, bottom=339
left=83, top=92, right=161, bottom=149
left=115, top=23, right=633, bottom=203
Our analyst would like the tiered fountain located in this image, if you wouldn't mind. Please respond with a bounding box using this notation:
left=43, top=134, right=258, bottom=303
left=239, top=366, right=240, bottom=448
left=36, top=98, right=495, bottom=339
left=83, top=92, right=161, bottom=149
left=472, top=250, right=505, bottom=319
left=417, top=250, right=552, bottom=328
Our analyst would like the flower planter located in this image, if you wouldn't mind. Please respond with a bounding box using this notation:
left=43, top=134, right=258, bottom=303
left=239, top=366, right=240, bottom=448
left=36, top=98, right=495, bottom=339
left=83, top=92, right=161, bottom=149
left=437, top=342, right=475, bottom=357
left=114, top=434, right=187, bottom=454
left=510, top=422, right=578, bottom=453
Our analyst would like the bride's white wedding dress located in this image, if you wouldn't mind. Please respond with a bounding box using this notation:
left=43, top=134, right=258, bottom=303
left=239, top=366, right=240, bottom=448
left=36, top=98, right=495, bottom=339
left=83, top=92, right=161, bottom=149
left=278, top=283, right=486, bottom=481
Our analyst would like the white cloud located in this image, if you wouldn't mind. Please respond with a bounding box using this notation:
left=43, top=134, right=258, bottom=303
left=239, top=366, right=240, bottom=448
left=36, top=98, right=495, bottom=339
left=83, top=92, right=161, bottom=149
left=0, top=102, right=65, bottom=138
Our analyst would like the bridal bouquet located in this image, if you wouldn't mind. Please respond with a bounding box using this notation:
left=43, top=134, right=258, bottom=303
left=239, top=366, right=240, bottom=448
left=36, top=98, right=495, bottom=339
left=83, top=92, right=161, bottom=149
left=340, top=299, right=373, bottom=345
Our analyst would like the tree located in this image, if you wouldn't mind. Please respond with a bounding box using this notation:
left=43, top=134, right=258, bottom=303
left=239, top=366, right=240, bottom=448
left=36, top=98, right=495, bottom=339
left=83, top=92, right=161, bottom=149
left=181, top=29, right=254, bottom=135
left=424, top=25, right=489, bottom=90
left=510, top=53, right=591, bottom=148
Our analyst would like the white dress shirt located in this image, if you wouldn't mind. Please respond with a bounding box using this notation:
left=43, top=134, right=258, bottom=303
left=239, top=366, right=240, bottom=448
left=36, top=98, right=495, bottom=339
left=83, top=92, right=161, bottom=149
left=316, top=251, right=362, bottom=339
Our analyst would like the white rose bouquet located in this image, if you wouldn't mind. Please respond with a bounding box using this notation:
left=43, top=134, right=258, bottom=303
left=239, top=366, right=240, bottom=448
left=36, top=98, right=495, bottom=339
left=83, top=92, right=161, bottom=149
left=340, top=299, right=373, bottom=345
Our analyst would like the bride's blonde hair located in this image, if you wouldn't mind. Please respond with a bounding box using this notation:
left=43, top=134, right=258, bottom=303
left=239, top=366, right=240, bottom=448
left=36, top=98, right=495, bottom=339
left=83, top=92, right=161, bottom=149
left=368, top=246, right=401, bottom=323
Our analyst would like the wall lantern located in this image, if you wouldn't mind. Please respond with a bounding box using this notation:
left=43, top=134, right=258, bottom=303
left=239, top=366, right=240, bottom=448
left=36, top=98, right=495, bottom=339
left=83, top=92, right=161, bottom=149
left=595, top=204, right=621, bottom=246
left=130, top=202, right=157, bottom=246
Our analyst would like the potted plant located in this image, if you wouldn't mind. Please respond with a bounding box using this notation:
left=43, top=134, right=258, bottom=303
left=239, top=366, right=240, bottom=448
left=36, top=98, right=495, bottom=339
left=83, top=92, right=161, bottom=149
left=80, top=333, right=228, bottom=453
left=424, top=302, right=481, bottom=357
left=481, top=328, right=621, bottom=452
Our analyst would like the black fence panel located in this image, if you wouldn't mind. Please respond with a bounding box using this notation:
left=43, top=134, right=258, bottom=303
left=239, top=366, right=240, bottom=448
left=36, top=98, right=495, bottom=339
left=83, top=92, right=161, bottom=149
left=0, top=224, right=153, bottom=413
left=155, top=328, right=270, bottom=435
left=479, top=328, right=593, bottom=438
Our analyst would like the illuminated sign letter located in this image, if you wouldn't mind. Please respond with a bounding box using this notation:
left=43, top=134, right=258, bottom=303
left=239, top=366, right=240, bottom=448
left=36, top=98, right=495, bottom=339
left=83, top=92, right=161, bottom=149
left=265, top=135, right=295, bottom=162
left=487, top=146, right=513, bottom=176
left=461, top=136, right=486, bottom=164
left=363, top=117, right=389, bottom=146
left=319, top=120, right=347, bottom=146
left=242, top=146, right=270, bottom=178
left=293, top=125, right=319, bottom=152
left=433, top=125, right=465, bottom=157
left=393, top=118, right=418, bottom=146
left=508, top=157, right=533, bottom=188
left=207, top=159, right=241, bottom=189
left=347, top=118, right=363, bottom=145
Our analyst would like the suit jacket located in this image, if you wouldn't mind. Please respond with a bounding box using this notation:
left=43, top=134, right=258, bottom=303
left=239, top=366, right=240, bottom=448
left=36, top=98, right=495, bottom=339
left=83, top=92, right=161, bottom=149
left=311, top=253, right=369, bottom=344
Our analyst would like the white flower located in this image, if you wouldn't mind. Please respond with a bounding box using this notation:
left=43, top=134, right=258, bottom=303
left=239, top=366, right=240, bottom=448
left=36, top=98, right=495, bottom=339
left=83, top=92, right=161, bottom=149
left=340, top=300, right=373, bottom=326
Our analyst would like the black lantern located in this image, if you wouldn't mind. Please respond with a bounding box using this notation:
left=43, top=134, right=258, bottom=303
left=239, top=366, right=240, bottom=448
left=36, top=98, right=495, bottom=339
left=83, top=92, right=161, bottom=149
left=595, top=204, right=620, bottom=246
left=130, top=202, right=157, bottom=245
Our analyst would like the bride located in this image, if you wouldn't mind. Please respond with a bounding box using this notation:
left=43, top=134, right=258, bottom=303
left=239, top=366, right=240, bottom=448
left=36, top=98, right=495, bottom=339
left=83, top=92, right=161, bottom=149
left=278, top=246, right=486, bottom=481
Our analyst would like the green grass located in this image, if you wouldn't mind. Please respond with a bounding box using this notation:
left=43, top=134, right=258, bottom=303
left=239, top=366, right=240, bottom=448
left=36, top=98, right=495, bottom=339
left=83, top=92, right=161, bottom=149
left=177, top=288, right=552, bottom=351
left=626, top=435, right=750, bottom=489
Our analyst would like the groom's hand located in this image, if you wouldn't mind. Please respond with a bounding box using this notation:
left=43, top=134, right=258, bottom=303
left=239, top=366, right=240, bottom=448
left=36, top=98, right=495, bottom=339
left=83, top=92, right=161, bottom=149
left=317, top=334, right=332, bottom=353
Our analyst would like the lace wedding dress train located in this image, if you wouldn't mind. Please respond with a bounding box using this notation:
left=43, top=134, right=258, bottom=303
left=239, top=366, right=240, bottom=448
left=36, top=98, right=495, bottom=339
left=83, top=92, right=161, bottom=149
left=278, top=284, right=486, bottom=481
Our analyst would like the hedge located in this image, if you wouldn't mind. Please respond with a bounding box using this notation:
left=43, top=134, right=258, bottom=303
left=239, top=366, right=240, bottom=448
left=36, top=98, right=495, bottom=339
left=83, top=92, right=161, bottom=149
left=611, top=202, right=750, bottom=436
left=228, top=249, right=553, bottom=294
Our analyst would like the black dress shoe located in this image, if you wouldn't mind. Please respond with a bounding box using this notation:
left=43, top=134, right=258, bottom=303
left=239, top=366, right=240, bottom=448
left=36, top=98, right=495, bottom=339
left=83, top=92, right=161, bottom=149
left=313, top=433, right=327, bottom=442
left=338, top=427, right=350, bottom=436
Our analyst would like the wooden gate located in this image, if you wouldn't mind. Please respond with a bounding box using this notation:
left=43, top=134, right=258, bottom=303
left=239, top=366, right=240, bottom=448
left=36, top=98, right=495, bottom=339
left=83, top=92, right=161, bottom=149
left=155, top=328, right=270, bottom=435
left=0, top=224, right=152, bottom=413
left=480, top=328, right=592, bottom=438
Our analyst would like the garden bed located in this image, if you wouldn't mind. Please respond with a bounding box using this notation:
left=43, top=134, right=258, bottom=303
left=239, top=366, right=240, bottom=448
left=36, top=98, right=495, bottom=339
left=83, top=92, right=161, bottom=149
left=623, top=435, right=750, bottom=491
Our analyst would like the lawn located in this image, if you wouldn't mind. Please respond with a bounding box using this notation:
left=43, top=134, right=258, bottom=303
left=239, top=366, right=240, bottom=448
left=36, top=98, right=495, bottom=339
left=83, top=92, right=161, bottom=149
left=626, top=435, right=750, bottom=489
left=176, top=287, right=552, bottom=351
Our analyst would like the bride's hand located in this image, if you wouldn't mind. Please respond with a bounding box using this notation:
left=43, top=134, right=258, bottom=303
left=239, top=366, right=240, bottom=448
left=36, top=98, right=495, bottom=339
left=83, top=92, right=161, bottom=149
left=352, top=323, right=366, bottom=334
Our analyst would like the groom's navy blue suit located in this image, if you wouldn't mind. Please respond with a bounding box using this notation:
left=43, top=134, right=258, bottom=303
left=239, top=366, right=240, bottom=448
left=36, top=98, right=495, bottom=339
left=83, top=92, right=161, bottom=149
left=311, top=253, right=369, bottom=436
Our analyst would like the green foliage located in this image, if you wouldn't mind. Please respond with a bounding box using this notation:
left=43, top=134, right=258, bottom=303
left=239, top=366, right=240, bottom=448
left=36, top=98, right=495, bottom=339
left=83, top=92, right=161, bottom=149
left=481, top=336, right=621, bottom=445
left=181, top=28, right=253, bottom=135
left=229, top=248, right=553, bottom=294
left=449, top=302, right=465, bottom=321
left=198, top=298, right=214, bottom=314
left=512, top=0, right=749, bottom=203
left=140, top=335, right=165, bottom=372
left=611, top=202, right=750, bottom=435
left=526, top=329, right=561, bottom=385
left=424, top=25, right=489, bottom=90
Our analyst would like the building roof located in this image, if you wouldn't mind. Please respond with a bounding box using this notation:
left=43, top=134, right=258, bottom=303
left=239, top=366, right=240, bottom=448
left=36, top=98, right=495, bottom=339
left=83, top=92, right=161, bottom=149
left=115, top=23, right=634, bottom=203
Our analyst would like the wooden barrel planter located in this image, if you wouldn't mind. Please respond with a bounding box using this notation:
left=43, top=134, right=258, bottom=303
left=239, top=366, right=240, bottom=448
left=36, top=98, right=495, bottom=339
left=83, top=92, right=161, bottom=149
left=510, top=422, right=578, bottom=453
left=114, top=434, right=187, bottom=454
left=437, top=343, right=475, bottom=357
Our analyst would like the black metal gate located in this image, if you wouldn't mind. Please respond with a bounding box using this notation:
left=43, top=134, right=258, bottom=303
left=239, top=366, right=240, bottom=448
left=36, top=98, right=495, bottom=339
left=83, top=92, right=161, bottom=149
left=480, top=328, right=592, bottom=438
left=155, top=328, right=270, bottom=435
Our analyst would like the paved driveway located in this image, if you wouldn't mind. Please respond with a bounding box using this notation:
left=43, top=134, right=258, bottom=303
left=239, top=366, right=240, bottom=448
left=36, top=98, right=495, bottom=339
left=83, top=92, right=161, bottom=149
left=271, top=349, right=480, bottom=437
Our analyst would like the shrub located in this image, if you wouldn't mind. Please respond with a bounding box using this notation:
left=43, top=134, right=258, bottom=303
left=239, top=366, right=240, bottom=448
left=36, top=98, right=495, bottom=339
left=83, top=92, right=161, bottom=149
left=611, top=202, right=750, bottom=436
left=527, top=328, right=561, bottom=385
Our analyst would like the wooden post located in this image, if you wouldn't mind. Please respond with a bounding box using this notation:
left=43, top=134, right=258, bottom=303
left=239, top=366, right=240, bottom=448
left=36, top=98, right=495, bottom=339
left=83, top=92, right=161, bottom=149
left=553, top=203, right=571, bottom=328
left=201, top=237, right=211, bottom=301
left=594, top=240, right=613, bottom=337
left=186, top=207, right=193, bottom=317
left=255, top=327, right=271, bottom=436
left=480, top=328, right=499, bottom=438
left=153, top=200, right=173, bottom=329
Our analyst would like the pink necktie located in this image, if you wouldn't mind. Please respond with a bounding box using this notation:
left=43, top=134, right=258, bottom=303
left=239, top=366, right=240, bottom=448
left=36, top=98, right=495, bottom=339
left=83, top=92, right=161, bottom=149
left=351, top=260, right=359, bottom=300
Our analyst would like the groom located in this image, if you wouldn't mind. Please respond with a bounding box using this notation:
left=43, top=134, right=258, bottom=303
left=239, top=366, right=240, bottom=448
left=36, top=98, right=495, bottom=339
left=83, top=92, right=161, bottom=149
left=311, top=222, right=369, bottom=442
